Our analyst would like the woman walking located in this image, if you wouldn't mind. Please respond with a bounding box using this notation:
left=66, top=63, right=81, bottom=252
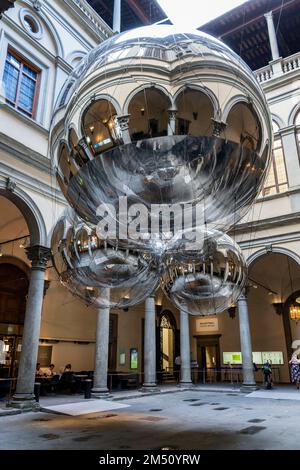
left=289, top=353, right=300, bottom=390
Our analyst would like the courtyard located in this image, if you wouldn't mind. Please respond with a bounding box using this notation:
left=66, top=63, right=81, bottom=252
left=1, top=386, right=300, bottom=450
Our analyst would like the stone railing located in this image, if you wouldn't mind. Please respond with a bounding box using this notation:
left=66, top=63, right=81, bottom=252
left=281, top=52, right=300, bottom=73
left=68, top=0, right=113, bottom=39
left=255, top=51, right=300, bottom=84
left=255, top=65, right=273, bottom=83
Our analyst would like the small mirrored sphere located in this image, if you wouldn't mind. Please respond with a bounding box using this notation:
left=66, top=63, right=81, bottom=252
left=160, top=229, right=247, bottom=315
left=51, top=212, right=159, bottom=309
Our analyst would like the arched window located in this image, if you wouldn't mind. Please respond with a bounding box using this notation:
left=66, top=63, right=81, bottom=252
left=128, top=87, right=171, bottom=141
left=262, top=121, right=288, bottom=196
left=175, top=88, right=214, bottom=137
left=82, top=99, right=118, bottom=155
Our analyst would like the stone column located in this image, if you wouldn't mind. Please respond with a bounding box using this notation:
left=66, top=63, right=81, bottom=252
left=167, top=109, right=177, bottom=136
left=142, top=295, right=158, bottom=391
left=116, top=114, right=131, bottom=144
left=113, top=0, right=121, bottom=33
left=11, top=246, right=51, bottom=409
left=92, top=289, right=110, bottom=397
left=264, top=11, right=280, bottom=61
left=180, top=309, right=192, bottom=386
left=238, top=292, right=257, bottom=391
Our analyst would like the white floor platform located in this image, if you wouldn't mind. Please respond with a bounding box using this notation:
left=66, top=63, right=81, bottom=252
left=247, top=389, right=300, bottom=400
left=42, top=399, right=130, bottom=416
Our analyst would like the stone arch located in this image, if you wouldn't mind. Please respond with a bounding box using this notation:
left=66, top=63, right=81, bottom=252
left=66, top=51, right=87, bottom=68
left=271, top=113, right=285, bottom=131
left=174, top=85, right=217, bottom=137
left=123, top=83, right=172, bottom=115
left=20, top=1, right=64, bottom=57
left=126, top=84, right=172, bottom=141
left=158, top=309, right=177, bottom=373
left=159, top=309, right=177, bottom=330
left=0, top=255, right=30, bottom=278
left=288, top=102, right=300, bottom=127
left=246, top=248, right=300, bottom=378
left=173, top=84, right=220, bottom=118
left=222, top=96, right=263, bottom=152
left=35, top=7, right=64, bottom=58
left=0, top=182, right=47, bottom=247
left=78, top=93, right=122, bottom=131
left=80, top=96, right=120, bottom=155
left=247, top=246, right=300, bottom=269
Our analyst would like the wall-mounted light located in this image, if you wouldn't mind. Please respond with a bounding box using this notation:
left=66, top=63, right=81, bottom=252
left=290, top=304, right=300, bottom=321
left=192, top=112, right=198, bottom=120
left=89, top=126, right=95, bottom=134
left=140, top=108, right=145, bottom=116
left=0, top=247, right=3, bottom=257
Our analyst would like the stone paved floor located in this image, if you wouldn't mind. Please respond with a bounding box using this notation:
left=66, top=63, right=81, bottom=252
left=1, top=385, right=300, bottom=449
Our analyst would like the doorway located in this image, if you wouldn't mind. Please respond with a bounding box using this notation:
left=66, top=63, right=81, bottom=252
left=0, top=262, right=29, bottom=378
left=196, top=335, right=221, bottom=382
left=160, top=312, right=175, bottom=373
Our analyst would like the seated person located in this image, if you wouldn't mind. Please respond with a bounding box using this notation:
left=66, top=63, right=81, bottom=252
left=64, top=363, right=72, bottom=372
left=36, top=363, right=44, bottom=377
left=45, top=364, right=56, bottom=377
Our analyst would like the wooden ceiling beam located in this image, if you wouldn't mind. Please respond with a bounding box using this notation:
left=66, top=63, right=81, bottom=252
left=125, top=0, right=150, bottom=25
left=218, top=0, right=300, bottom=39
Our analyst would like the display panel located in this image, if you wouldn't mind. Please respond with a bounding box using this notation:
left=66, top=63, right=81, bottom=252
left=119, top=351, right=126, bottom=366
left=223, top=352, right=242, bottom=365
left=130, top=348, right=138, bottom=369
left=261, top=351, right=284, bottom=365
left=223, top=351, right=284, bottom=365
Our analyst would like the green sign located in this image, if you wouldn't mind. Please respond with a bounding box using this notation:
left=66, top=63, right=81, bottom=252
left=130, top=348, right=138, bottom=369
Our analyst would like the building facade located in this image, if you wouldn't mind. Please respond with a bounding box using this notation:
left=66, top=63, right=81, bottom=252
left=0, top=0, right=300, bottom=406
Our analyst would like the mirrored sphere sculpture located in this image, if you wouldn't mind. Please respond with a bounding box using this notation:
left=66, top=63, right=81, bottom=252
left=51, top=213, right=159, bottom=309
left=161, top=229, right=247, bottom=315
left=50, top=24, right=272, bottom=251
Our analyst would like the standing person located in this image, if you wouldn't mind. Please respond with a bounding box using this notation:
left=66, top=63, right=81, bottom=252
left=174, top=355, right=181, bottom=383
left=289, top=353, right=300, bottom=390
left=262, top=360, right=272, bottom=389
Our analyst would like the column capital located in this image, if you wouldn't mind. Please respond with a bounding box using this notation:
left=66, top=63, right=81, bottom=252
left=146, top=294, right=156, bottom=300
left=25, top=245, right=51, bottom=271
left=264, top=10, right=273, bottom=20
left=116, top=114, right=130, bottom=131
left=238, top=289, right=248, bottom=302
left=211, top=119, right=227, bottom=137
left=168, top=108, right=178, bottom=119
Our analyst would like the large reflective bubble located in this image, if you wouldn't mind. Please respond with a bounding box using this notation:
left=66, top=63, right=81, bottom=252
left=160, top=229, right=247, bottom=316
left=50, top=25, right=272, bottom=252
left=51, top=212, right=159, bottom=309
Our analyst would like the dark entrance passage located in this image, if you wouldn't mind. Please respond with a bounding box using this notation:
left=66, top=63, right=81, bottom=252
left=196, top=335, right=221, bottom=382
left=0, top=262, right=29, bottom=378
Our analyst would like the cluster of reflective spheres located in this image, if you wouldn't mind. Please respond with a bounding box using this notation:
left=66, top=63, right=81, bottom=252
left=50, top=25, right=272, bottom=315
left=52, top=210, right=246, bottom=315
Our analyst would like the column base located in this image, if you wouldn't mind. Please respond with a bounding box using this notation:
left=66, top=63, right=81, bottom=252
left=8, top=393, right=40, bottom=411
left=140, top=383, right=160, bottom=393
left=240, top=383, right=259, bottom=393
left=91, top=388, right=112, bottom=399
left=179, top=381, right=194, bottom=389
